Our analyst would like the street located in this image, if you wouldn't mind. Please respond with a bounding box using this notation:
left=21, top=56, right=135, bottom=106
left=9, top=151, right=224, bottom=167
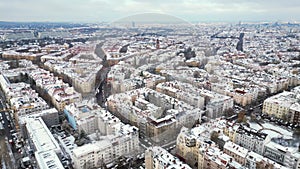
left=0, top=86, right=29, bottom=169
left=0, top=99, right=16, bottom=169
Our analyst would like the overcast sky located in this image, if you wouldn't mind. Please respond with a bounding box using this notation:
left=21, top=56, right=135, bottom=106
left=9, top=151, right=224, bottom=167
left=1, top=0, right=299, bottom=22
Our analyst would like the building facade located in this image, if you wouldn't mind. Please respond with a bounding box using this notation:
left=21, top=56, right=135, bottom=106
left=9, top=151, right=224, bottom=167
left=145, top=146, right=192, bottom=169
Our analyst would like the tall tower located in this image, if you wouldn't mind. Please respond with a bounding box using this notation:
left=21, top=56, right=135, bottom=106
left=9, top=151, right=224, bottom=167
left=156, top=39, right=160, bottom=49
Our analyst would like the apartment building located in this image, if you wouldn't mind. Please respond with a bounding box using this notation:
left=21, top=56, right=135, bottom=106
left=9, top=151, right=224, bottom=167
left=156, top=80, right=232, bottom=118
left=28, top=68, right=82, bottom=111
left=72, top=124, right=139, bottom=169
left=49, top=86, right=82, bottom=112
left=211, top=82, right=260, bottom=107
left=223, top=122, right=239, bottom=143
left=7, top=83, right=49, bottom=116
left=198, top=144, right=244, bottom=169
left=145, top=146, right=192, bottom=169
left=176, top=126, right=211, bottom=168
left=25, top=117, right=64, bottom=169
left=156, top=81, right=205, bottom=109
left=107, top=87, right=203, bottom=142
left=64, top=100, right=121, bottom=135
left=35, top=150, right=65, bottom=169
left=290, top=103, right=300, bottom=124
left=44, top=58, right=103, bottom=94
left=20, top=108, right=59, bottom=128
left=263, top=90, right=299, bottom=123
left=223, top=141, right=249, bottom=165
left=264, top=138, right=300, bottom=169
left=234, top=125, right=270, bottom=155
left=246, top=151, right=288, bottom=169
left=2, top=50, right=46, bottom=61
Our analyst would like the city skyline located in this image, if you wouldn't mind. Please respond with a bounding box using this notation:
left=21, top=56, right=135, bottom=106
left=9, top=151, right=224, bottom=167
left=1, top=0, right=300, bottom=23
left=0, top=1, right=300, bottom=169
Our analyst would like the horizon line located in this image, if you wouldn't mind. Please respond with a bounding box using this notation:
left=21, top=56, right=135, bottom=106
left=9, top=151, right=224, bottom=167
left=0, top=20, right=300, bottom=24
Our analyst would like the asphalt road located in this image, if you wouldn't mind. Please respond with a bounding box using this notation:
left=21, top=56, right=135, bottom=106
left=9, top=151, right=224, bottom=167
left=0, top=99, right=15, bottom=169
left=0, top=100, right=18, bottom=152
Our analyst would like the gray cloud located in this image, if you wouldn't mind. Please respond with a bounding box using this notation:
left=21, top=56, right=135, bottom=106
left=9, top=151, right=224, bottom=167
left=0, top=0, right=299, bottom=22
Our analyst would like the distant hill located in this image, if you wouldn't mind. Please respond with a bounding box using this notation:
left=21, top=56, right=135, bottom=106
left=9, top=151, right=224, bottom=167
left=111, top=13, right=191, bottom=26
